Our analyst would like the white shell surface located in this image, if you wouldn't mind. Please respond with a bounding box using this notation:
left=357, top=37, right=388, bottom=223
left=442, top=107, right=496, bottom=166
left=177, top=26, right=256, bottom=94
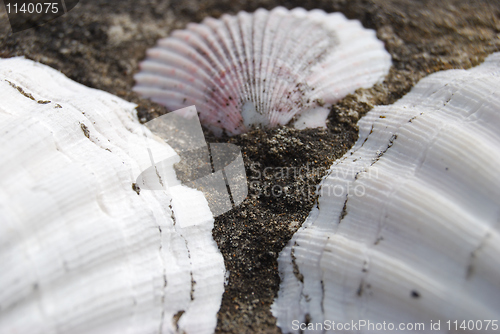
left=272, top=53, right=500, bottom=333
left=133, top=7, right=392, bottom=136
left=0, top=57, right=225, bottom=334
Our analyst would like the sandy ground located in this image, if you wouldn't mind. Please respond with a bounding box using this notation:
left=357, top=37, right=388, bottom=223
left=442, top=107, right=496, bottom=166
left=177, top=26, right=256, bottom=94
left=1, top=0, right=499, bottom=332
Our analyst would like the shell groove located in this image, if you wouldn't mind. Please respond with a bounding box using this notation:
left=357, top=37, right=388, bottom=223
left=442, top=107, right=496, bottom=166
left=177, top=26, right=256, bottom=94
left=0, top=57, right=225, bottom=334
left=133, top=7, right=392, bottom=136
left=272, top=53, right=500, bottom=333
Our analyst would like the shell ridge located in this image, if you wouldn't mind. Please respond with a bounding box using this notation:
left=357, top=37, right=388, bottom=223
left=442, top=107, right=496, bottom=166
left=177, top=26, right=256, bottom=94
left=252, top=9, right=270, bottom=124
left=185, top=24, right=241, bottom=113
left=271, top=15, right=326, bottom=125
left=198, top=18, right=244, bottom=127
left=219, top=14, right=253, bottom=133
left=273, top=53, right=500, bottom=333
left=168, top=32, right=244, bottom=131
left=211, top=16, right=251, bottom=129
left=259, top=9, right=289, bottom=123
left=264, top=13, right=318, bottom=126
left=263, top=11, right=304, bottom=125
left=135, top=46, right=217, bottom=111
left=266, top=20, right=319, bottom=126
left=224, top=13, right=253, bottom=133
left=236, top=11, right=256, bottom=119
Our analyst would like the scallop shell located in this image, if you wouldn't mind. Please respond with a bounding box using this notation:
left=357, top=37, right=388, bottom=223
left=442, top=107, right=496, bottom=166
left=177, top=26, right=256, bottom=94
left=0, top=57, right=225, bottom=334
left=272, top=53, right=500, bottom=333
left=133, top=7, right=392, bottom=136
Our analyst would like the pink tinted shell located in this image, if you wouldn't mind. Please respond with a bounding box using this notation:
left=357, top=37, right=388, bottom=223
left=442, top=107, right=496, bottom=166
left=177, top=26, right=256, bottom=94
left=134, top=7, right=392, bottom=136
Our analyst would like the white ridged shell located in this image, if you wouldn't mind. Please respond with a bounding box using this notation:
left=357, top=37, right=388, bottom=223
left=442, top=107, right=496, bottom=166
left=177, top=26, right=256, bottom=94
left=273, top=53, right=500, bottom=333
left=0, top=57, right=225, bottom=334
left=133, top=7, right=392, bottom=136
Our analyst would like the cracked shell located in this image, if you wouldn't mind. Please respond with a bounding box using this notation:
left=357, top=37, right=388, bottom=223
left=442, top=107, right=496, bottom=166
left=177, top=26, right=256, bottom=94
left=273, top=53, right=500, bottom=333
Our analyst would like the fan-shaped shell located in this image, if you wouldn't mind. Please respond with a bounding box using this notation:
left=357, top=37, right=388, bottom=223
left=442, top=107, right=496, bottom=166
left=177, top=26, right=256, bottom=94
left=0, top=57, right=225, bottom=334
left=272, top=53, right=500, bottom=333
left=133, top=7, right=392, bottom=136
